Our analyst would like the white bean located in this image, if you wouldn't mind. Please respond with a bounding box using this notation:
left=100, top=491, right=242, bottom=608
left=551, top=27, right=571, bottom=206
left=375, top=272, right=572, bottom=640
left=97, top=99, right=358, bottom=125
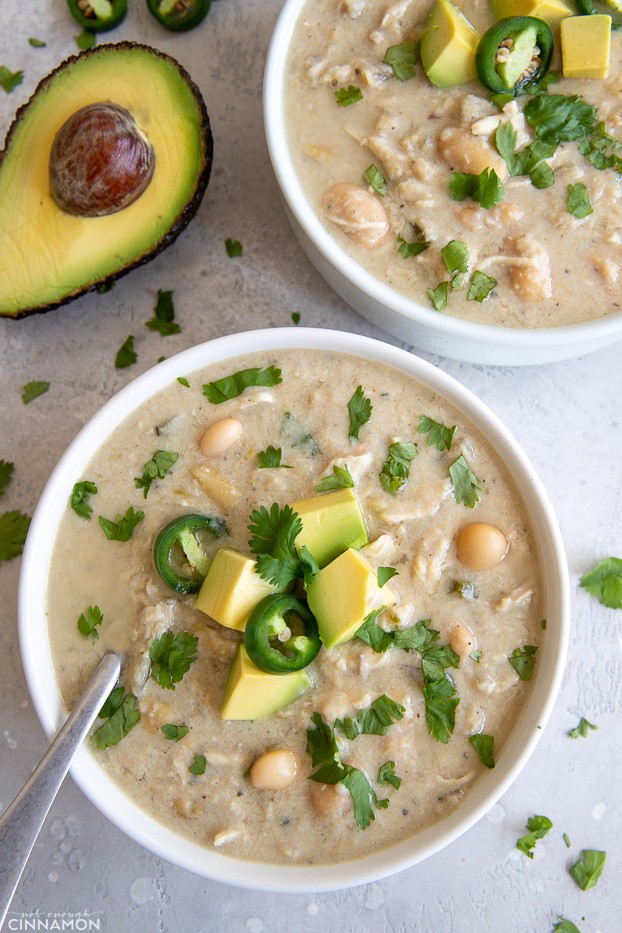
left=249, top=749, right=298, bottom=791
left=449, top=624, right=476, bottom=658
left=199, top=418, right=242, bottom=457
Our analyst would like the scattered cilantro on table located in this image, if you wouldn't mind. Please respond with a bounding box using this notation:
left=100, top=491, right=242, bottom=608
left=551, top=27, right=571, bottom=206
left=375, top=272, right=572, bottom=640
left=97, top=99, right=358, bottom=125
left=70, top=480, right=97, bottom=519
left=0, top=66, right=24, bottom=93
left=315, top=464, right=353, bottom=492
left=563, top=833, right=572, bottom=849
left=569, top=849, right=606, bottom=890
left=552, top=919, right=581, bottom=933
left=22, top=381, right=49, bottom=404
left=335, top=84, right=363, bottom=106
left=150, top=631, right=198, bottom=690
left=76, top=30, right=96, bottom=50
left=145, top=290, right=181, bottom=336
left=28, top=38, right=46, bottom=48
left=77, top=605, right=103, bottom=640
left=579, top=557, right=622, bottom=608
left=203, top=365, right=282, bottom=404
left=115, top=336, right=137, bottom=369
left=225, top=238, right=243, bottom=257
left=134, top=450, right=178, bottom=498
left=98, top=506, right=144, bottom=542
left=347, top=385, right=373, bottom=441
left=92, top=687, right=139, bottom=750
left=0, top=460, right=14, bottom=498
left=0, top=511, right=31, bottom=561
left=568, top=717, right=598, bottom=739
left=516, top=814, right=553, bottom=858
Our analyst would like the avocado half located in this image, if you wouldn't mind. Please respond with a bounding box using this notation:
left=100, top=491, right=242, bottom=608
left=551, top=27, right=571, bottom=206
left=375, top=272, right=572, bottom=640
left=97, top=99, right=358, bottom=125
left=0, top=42, right=213, bottom=319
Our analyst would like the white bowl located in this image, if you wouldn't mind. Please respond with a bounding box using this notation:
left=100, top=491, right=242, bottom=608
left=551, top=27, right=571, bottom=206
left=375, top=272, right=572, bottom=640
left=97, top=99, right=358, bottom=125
left=19, top=328, right=569, bottom=891
left=263, top=0, right=622, bottom=366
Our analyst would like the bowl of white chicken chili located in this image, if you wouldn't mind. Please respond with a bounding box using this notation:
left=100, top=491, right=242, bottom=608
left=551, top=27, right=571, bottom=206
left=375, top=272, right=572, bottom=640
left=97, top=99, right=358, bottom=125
left=264, top=0, right=622, bottom=364
left=19, top=328, right=569, bottom=890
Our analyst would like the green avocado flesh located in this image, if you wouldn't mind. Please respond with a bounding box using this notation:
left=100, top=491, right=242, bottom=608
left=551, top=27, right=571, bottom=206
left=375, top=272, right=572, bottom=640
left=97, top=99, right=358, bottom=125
left=0, top=42, right=212, bottom=318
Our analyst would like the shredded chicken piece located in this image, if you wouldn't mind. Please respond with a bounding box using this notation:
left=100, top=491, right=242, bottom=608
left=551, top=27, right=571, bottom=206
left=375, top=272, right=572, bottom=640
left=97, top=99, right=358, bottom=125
left=495, top=582, right=534, bottom=611
left=412, top=532, right=451, bottom=586
left=590, top=253, right=619, bottom=288
left=374, top=478, right=452, bottom=522
left=362, top=533, right=396, bottom=562
left=471, top=101, right=531, bottom=149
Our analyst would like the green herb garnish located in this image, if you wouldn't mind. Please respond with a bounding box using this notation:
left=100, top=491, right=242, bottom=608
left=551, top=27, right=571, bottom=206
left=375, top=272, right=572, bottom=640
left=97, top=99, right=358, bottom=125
left=315, top=464, right=354, bottom=492
left=427, top=281, right=449, bottom=311
left=0, top=460, right=14, bottom=498
left=115, top=336, right=137, bottom=369
left=248, top=503, right=318, bottom=588
left=448, top=168, right=504, bottom=210
left=145, top=290, right=181, bottom=336
left=347, top=385, right=373, bottom=441
left=524, top=93, right=596, bottom=143
left=291, top=311, right=301, bottom=325
left=189, top=754, right=206, bottom=775
left=70, top=480, right=97, bottom=519
left=397, top=236, right=429, bottom=259
left=28, top=38, right=47, bottom=47
left=578, top=122, right=622, bottom=172
left=335, top=84, right=363, bottom=106
left=22, top=381, right=49, bottom=404
left=468, top=271, right=497, bottom=302
left=96, top=281, right=115, bottom=294
left=379, top=441, right=417, bottom=494
left=203, top=365, right=282, bottom=404
left=508, top=644, right=538, bottom=681
left=0, top=66, right=24, bottom=93
left=378, top=760, right=401, bottom=789
left=449, top=454, right=482, bottom=508
left=553, top=918, right=580, bottom=933
left=76, top=30, right=96, bottom=50
left=225, top=238, right=243, bottom=257
left=92, top=687, right=140, bottom=750
left=98, top=506, right=144, bottom=542
left=568, top=717, right=598, bottom=739
left=516, top=814, right=553, bottom=858
left=495, top=122, right=557, bottom=188
left=335, top=694, right=405, bottom=739
left=134, top=451, right=178, bottom=498
left=563, top=833, right=571, bottom=849
left=569, top=850, right=606, bottom=890
left=77, top=605, right=103, bottom=640
left=469, top=733, right=495, bottom=768
left=418, top=415, right=456, bottom=451
left=0, top=511, right=31, bottom=561
left=177, top=377, right=190, bottom=388
left=364, top=164, right=387, bottom=196
left=567, top=183, right=593, bottom=219
left=383, top=40, right=418, bottom=80
left=441, top=240, right=469, bottom=276
left=161, top=723, right=189, bottom=742
left=579, top=557, right=622, bottom=608
left=470, top=649, right=482, bottom=662
left=150, top=631, right=198, bottom=690
left=378, top=566, right=398, bottom=588
left=257, top=445, right=291, bottom=469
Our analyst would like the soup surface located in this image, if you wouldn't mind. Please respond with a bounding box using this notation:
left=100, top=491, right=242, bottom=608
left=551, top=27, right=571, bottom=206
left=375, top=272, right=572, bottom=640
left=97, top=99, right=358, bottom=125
left=47, top=349, right=543, bottom=864
left=285, top=0, right=622, bottom=328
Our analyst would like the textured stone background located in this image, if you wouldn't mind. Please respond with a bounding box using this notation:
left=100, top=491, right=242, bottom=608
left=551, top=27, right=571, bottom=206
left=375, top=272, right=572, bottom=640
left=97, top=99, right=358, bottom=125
left=0, top=2, right=620, bottom=931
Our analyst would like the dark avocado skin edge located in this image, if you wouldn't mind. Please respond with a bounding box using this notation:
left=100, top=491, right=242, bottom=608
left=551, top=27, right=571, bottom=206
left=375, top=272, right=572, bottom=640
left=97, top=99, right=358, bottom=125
left=0, top=41, right=213, bottom=320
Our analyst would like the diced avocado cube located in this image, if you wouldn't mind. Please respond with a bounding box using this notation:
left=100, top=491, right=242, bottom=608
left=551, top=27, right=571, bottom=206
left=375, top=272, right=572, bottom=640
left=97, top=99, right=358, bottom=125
left=561, top=15, right=611, bottom=79
left=307, top=548, right=397, bottom=649
left=420, top=0, right=480, bottom=88
left=492, top=0, right=574, bottom=23
left=289, top=487, right=368, bottom=569
left=220, top=645, right=311, bottom=720
left=195, top=548, right=280, bottom=631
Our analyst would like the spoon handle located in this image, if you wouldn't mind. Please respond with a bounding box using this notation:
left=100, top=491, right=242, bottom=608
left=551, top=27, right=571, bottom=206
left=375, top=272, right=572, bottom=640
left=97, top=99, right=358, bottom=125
left=0, top=653, right=120, bottom=928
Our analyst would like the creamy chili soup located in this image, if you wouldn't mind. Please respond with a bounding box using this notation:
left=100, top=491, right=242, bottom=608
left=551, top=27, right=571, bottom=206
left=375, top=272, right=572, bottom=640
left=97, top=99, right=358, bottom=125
left=285, top=0, right=622, bottom=328
left=47, top=349, right=543, bottom=864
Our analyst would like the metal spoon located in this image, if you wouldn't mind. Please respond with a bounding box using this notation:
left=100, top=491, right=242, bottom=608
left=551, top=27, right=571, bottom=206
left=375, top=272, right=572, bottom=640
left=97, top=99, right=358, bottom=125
left=0, top=653, right=121, bottom=927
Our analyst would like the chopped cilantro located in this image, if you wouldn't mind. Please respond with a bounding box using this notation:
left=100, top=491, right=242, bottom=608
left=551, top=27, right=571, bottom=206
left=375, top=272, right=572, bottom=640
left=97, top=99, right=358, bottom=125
left=70, top=480, right=97, bottom=519
left=145, top=290, right=181, bottom=336
left=541, top=618, right=547, bottom=630
left=530, top=161, right=555, bottom=189
left=0, top=66, right=24, bottom=93
left=347, top=385, right=373, bottom=441
left=135, top=450, right=178, bottom=498
left=449, top=454, right=482, bottom=508
left=335, top=694, right=405, bottom=739
left=98, top=506, right=144, bottom=542
left=468, top=270, right=497, bottom=302
left=567, top=183, right=592, bottom=219
left=177, top=377, right=190, bottom=388
left=189, top=754, right=206, bottom=775
left=568, top=717, right=598, bottom=739
left=150, top=631, right=198, bottom=690
left=469, top=733, right=495, bottom=769
left=516, top=814, right=553, bottom=858
left=470, top=649, right=482, bottom=662
left=115, top=336, right=137, bottom=369
left=335, top=84, right=363, bottom=106
left=427, top=281, right=449, bottom=311
left=563, top=833, right=571, bottom=849
left=92, top=688, right=139, bottom=750
left=378, top=566, right=398, bottom=588
left=383, top=40, right=418, bottom=80
left=378, top=760, right=401, bottom=789
left=203, top=365, right=282, bottom=404
left=291, top=311, right=301, bottom=325
left=28, top=38, right=47, bottom=48
left=553, top=918, right=580, bottom=933
left=495, top=122, right=557, bottom=189
left=76, top=30, right=96, bottom=50
left=22, top=381, right=49, bottom=404
left=508, top=644, right=538, bottom=681
left=441, top=240, right=469, bottom=276
left=257, top=445, right=291, bottom=469
left=355, top=607, right=394, bottom=653
left=162, top=723, right=189, bottom=742
left=0, top=511, right=31, bottom=561
left=397, top=236, right=429, bottom=259
left=578, top=122, right=622, bottom=172
left=448, top=168, right=504, bottom=210
left=77, top=605, right=103, bottom=640
left=569, top=849, right=606, bottom=890
left=315, top=464, right=353, bottom=492
left=0, top=460, right=14, bottom=498
left=418, top=415, right=456, bottom=451
left=364, top=163, right=387, bottom=196
left=379, top=441, right=417, bottom=494
left=225, top=238, right=243, bottom=257
left=248, top=503, right=317, bottom=588
left=580, top=557, right=622, bottom=608
left=96, top=281, right=115, bottom=294
left=423, top=677, right=459, bottom=745
left=524, top=93, right=596, bottom=143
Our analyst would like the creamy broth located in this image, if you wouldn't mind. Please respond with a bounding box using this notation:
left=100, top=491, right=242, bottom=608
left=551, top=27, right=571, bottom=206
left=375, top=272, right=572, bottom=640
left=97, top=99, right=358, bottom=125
left=285, top=0, right=622, bottom=328
left=47, top=349, right=543, bottom=864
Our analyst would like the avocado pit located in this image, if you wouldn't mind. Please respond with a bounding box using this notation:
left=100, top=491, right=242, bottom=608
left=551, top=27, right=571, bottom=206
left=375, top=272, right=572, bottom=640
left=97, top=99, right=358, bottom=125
left=49, top=102, right=155, bottom=217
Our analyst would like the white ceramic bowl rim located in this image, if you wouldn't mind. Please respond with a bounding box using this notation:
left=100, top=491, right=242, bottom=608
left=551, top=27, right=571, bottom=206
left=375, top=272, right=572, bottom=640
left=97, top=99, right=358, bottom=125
left=19, top=327, right=569, bottom=892
left=263, top=0, right=622, bottom=350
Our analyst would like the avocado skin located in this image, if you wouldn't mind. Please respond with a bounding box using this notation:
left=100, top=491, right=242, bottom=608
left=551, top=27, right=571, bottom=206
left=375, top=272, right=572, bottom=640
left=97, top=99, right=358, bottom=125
left=0, top=42, right=213, bottom=320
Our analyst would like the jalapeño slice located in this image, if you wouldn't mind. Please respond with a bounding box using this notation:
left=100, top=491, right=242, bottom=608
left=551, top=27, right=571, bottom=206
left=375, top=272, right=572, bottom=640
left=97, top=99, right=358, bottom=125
left=67, top=0, right=128, bottom=32
left=476, top=16, right=554, bottom=93
left=146, top=0, right=212, bottom=31
left=244, top=594, right=322, bottom=674
left=154, top=514, right=227, bottom=594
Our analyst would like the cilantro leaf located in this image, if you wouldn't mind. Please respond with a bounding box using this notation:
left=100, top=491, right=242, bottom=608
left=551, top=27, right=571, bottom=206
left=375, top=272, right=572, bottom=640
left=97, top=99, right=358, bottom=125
left=578, top=122, right=622, bottom=172
left=378, top=760, right=401, bottom=789
left=281, top=411, right=322, bottom=455
left=92, top=689, right=139, bottom=750
left=495, top=121, right=519, bottom=174
left=28, top=37, right=47, bottom=47
left=335, top=84, right=363, bottom=106
left=355, top=607, right=394, bottom=653
left=524, top=93, right=596, bottom=143
left=418, top=415, right=456, bottom=451
left=145, top=290, right=181, bottom=336
left=397, top=236, right=429, bottom=258
left=150, top=631, right=198, bottom=690
left=134, top=450, right=178, bottom=498
left=449, top=454, right=483, bottom=508
left=0, top=460, right=14, bottom=497
left=568, top=717, right=598, bottom=739
left=563, top=833, right=571, bottom=849
left=70, top=480, right=97, bottom=519
left=508, top=644, right=538, bottom=681
left=379, top=441, right=417, bottom=494
left=336, top=694, right=405, bottom=739
left=162, top=723, right=189, bottom=741
left=516, top=814, right=553, bottom=858
left=203, top=365, right=282, bottom=404
left=225, top=238, right=243, bottom=257
left=315, top=463, right=354, bottom=492
left=22, top=381, right=49, bottom=404
left=0, top=511, right=31, bottom=560
left=257, top=445, right=291, bottom=469
left=347, top=385, right=373, bottom=442
left=115, top=336, right=137, bottom=369
left=248, top=503, right=311, bottom=588
left=340, top=767, right=378, bottom=829
left=427, top=281, right=449, bottom=311
left=378, top=566, right=398, bottom=588
left=448, top=172, right=479, bottom=202
left=177, top=377, right=190, bottom=388
left=421, top=643, right=460, bottom=683
left=580, top=557, right=622, bottom=608
left=449, top=169, right=504, bottom=209
left=0, top=66, right=24, bottom=93
left=468, top=270, right=497, bottom=302
left=530, top=161, right=555, bottom=189
left=76, top=30, right=96, bottom=50
left=469, top=733, right=495, bottom=768
left=383, top=40, right=418, bottom=80
left=423, top=677, right=459, bottom=745
left=189, top=754, right=206, bottom=775
left=553, top=918, right=581, bottom=933
left=393, top=618, right=438, bottom=653
left=98, top=506, right=144, bottom=542
left=77, top=605, right=103, bottom=640
left=567, top=183, right=593, bottom=219
left=364, top=163, right=387, bottom=196
left=291, top=311, right=301, bottom=325
left=306, top=711, right=343, bottom=772
left=441, top=240, right=469, bottom=276
left=569, top=850, right=606, bottom=890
